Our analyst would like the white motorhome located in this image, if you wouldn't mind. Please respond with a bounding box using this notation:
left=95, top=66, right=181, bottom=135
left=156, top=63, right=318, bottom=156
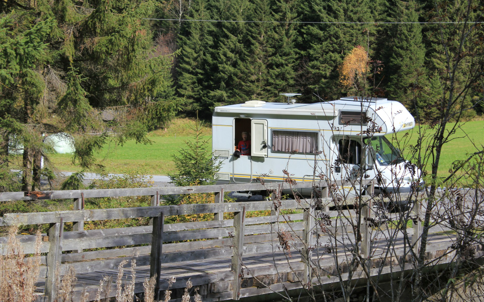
left=212, top=97, right=421, bottom=196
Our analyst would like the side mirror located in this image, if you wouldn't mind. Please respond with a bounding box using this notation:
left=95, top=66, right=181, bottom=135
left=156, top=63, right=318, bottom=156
left=233, top=151, right=241, bottom=158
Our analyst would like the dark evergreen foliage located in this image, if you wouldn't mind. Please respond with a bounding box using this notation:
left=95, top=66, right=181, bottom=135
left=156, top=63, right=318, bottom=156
left=0, top=0, right=176, bottom=191
left=172, top=0, right=482, bottom=119
left=385, top=0, right=427, bottom=114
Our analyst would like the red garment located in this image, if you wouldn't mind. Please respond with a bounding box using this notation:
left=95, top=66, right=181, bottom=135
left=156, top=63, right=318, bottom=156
left=237, top=140, right=251, bottom=155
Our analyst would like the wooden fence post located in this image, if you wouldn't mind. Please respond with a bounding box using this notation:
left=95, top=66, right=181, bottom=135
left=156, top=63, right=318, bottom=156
left=151, top=191, right=159, bottom=207
left=214, top=189, right=224, bottom=222
left=321, top=186, right=330, bottom=211
left=45, top=218, right=64, bottom=302
left=411, top=199, right=421, bottom=254
left=151, top=211, right=164, bottom=301
left=361, top=204, right=371, bottom=259
left=270, top=184, right=282, bottom=217
left=302, top=206, right=315, bottom=286
left=367, top=181, right=375, bottom=196
left=73, top=193, right=84, bottom=253
left=232, top=207, right=246, bottom=300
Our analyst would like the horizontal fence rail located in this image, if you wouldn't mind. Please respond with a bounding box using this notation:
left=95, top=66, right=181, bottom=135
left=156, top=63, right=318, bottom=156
left=0, top=181, right=340, bottom=202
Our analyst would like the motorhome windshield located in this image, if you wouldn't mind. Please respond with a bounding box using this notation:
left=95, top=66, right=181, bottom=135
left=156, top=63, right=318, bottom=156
left=366, top=136, right=404, bottom=166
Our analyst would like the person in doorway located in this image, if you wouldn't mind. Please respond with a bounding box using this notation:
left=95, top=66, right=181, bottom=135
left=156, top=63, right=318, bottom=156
left=236, top=132, right=251, bottom=156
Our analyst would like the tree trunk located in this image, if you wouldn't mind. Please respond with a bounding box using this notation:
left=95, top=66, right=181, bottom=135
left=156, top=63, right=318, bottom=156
left=22, top=146, right=33, bottom=192
left=0, top=131, right=8, bottom=166
left=32, top=148, right=42, bottom=191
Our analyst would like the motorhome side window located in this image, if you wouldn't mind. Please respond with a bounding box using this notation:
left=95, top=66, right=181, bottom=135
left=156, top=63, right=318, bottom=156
left=338, top=139, right=363, bottom=165
left=340, top=111, right=367, bottom=125
left=272, top=131, right=318, bottom=154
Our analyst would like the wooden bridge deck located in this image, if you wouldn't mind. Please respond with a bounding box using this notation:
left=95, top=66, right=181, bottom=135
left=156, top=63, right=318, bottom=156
left=1, top=182, right=479, bottom=301
left=31, top=227, right=459, bottom=302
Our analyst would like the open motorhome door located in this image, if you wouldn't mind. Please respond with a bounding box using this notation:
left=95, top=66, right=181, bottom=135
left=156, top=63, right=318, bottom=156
left=331, top=136, right=366, bottom=196
left=251, top=119, right=268, bottom=157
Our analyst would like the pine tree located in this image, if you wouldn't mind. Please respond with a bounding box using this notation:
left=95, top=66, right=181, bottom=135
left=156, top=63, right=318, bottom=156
left=266, top=0, right=299, bottom=98
left=424, top=0, right=480, bottom=121
left=299, top=0, right=375, bottom=101
left=169, top=117, right=221, bottom=187
left=176, top=1, right=216, bottom=115
left=237, top=0, right=273, bottom=101
left=0, top=7, right=55, bottom=191
left=385, top=0, right=427, bottom=113
left=207, top=0, right=254, bottom=108
left=0, top=0, right=176, bottom=191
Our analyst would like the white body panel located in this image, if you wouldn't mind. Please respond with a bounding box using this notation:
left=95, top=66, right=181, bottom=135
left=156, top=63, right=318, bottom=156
left=212, top=97, right=420, bottom=194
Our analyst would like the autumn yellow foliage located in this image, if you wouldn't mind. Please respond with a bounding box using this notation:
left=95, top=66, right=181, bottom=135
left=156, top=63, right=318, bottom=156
left=339, top=45, right=369, bottom=88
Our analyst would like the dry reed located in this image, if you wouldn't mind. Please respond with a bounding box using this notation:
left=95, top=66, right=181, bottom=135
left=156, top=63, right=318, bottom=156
left=194, top=287, right=203, bottom=302
left=0, top=226, right=42, bottom=302
left=95, top=275, right=113, bottom=302
left=181, top=279, right=193, bottom=302
left=58, top=265, right=77, bottom=302
left=164, top=276, right=176, bottom=302
left=143, top=275, right=157, bottom=302
left=115, top=259, right=136, bottom=302
left=1, top=227, right=203, bottom=302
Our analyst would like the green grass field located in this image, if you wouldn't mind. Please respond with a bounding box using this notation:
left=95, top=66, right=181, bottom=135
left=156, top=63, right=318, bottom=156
left=47, top=118, right=212, bottom=175
left=391, top=120, right=484, bottom=177
left=46, top=118, right=484, bottom=177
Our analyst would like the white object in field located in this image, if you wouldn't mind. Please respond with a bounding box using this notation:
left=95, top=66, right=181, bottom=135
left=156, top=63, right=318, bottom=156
left=44, top=133, right=75, bottom=154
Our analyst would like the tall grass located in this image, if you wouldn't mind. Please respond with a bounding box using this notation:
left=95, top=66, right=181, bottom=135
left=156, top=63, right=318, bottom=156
left=0, top=226, right=41, bottom=302
left=0, top=227, right=199, bottom=301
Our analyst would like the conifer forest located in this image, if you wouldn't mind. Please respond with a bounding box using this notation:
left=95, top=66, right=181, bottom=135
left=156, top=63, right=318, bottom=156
left=0, top=0, right=483, bottom=190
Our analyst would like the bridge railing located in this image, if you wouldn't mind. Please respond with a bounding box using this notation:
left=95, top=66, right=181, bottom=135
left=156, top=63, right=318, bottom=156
left=0, top=180, right=429, bottom=301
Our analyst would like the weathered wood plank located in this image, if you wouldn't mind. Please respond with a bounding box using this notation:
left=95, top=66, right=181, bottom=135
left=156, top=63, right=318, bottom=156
left=72, top=194, right=85, bottom=253
left=3, top=200, right=307, bottom=225
left=214, top=189, right=224, bottom=222
left=150, top=212, right=164, bottom=301
left=0, top=192, right=25, bottom=201
left=232, top=207, right=245, bottom=300
left=302, top=206, right=315, bottom=285
left=361, top=204, right=371, bottom=258
left=1, top=181, right=359, bottom=202
left=45, top=219, right=63, bottom=302
left=58, top=222, right=306, bottom=251
left=2, top=217, right=446, bottom=256
left=58, top=233, right=291, bottom=264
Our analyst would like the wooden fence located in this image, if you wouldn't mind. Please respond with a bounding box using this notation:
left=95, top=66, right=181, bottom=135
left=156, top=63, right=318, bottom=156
left=0, top=180, right=432, bottom=301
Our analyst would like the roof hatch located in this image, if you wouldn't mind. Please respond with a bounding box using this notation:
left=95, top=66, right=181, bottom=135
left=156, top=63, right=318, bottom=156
left=241, top=100, right=266, bottom=107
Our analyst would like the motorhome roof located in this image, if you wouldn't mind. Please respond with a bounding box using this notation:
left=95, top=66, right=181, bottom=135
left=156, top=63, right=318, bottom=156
left=214, top=97, right=396, bottom=117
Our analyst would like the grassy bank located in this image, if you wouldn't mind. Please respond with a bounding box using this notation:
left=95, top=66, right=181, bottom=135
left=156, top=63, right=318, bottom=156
left=392, top=120, right=484, bottom=177
left=47, top=118, right=212, bottom=175
left=45, top=118, right=484, bottom=177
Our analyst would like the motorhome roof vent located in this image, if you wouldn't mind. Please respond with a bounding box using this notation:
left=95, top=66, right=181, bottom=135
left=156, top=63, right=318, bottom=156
left=241, top=100, right=266, bottom=107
